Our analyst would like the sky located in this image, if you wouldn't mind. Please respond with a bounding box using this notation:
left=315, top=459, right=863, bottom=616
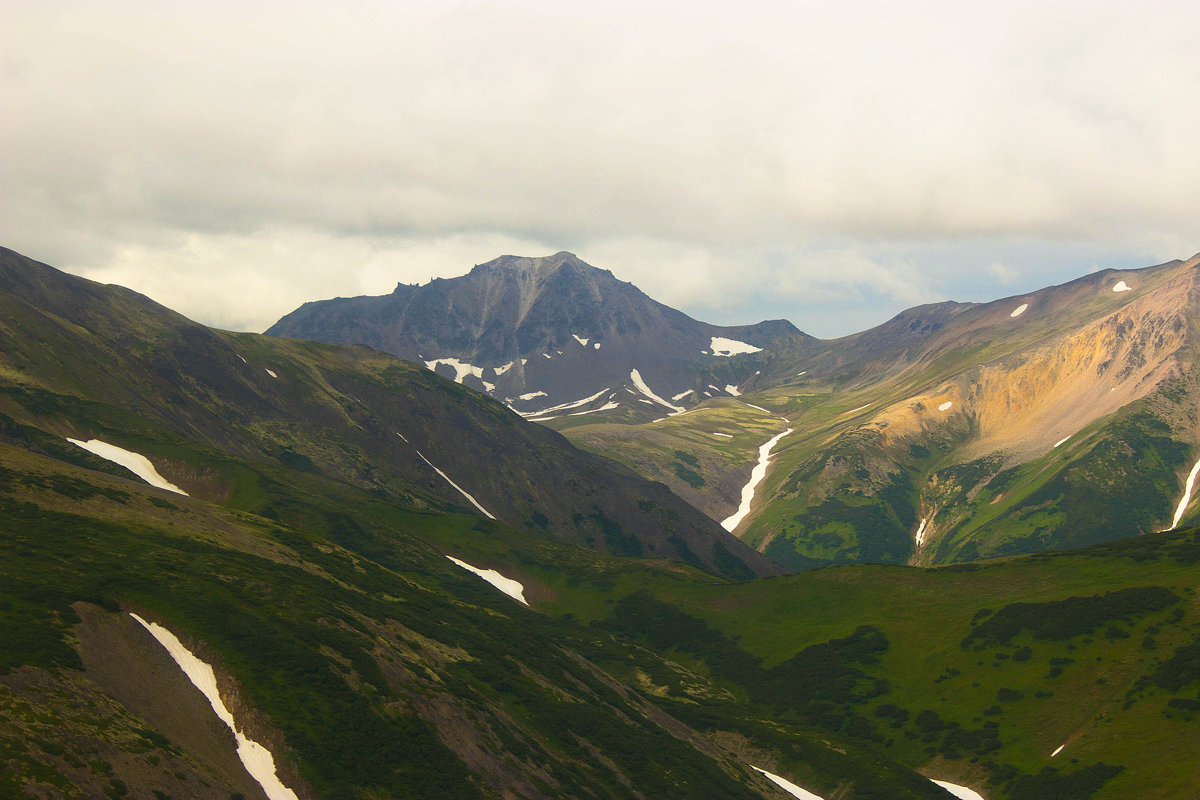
left=3, top=0, right=1199, bottom=338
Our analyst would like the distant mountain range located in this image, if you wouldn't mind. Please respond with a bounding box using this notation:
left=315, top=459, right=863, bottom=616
left=267, top=251, right=812, bottom=422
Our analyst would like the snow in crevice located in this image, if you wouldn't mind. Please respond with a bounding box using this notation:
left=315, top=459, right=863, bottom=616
left=630, top=370, right=686, bottom=414
left=264, top=369, right=277, bottom=379
left=708, top=337, right=763, bottom=357
left=750, top=766, right=824, bottom=800
left=236, top=354, right=247, bottom=363
left=399, top=435, right=496, bottom=519
left=568, top=401, right=620, bottom=416
left=572, top=334, right=590, bottom=346
left=712, top=432, right=733, bottom=438
left=1167, top=455, right=1200, bottom=530
left=744, top=403, right=771, bottom=415
left=1054, top=436, right=1071, bottom=448
left=914, top=517, right=929, bottom=547
left=446, top=555, right=527, bottom=605
left=1112, top=280, right=1132, bottom=292
left=1010, top=303, right=1029, bottom=318
left=66, top=438, right=188, bottom=496
left=130, top=614, right=299, bottom=800
left=1050, top=743, right=1066, bottom=758
left=721, top=427, right=793, bottom=531
left=518, top=390, right=548, bottom=401
left=672, top=389, right=696, bottom=401
left=542, top=353, right=552, bottom=359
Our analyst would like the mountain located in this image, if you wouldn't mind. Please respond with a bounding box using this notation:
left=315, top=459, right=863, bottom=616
left=267, top=252, right=814, bottom=422
left=4, top=244, right=1200, bottom=799
left=0, top=246, right=776, bottom=582
left=561, top=253, right=1200, bottom=569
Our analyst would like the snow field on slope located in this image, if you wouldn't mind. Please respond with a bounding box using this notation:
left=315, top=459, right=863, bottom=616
left=66, top=438, right=188, bottom=496
left=130, top=614, right=299, bottom=800
left=708, top=337, right=763, bottom=357
left=445, top=556, right=528, bottom=605
left=1010, top=303, right=1028, bottom=318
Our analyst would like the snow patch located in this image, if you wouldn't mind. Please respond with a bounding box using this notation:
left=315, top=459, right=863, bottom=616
left=446, top=556, right=527, bottom=605
left=744, top=403, right=771, bottom=415
left=542, top=353, right=552, bottom=359
left=630, top=369, right=686, bottom=414
left=1112, top=280, right=1132, bottom=292
left=593, top=342, right=601, bottom=349
left=1010, top=303, right=1028, bottom=318
left=572, top=334, right=590, bottom=346
left=66, top=438, right=188, bottom=496
left=1051, top=744, right=1065, bottom=758
left=708, top=337, right=763, bottom=357
left=1167, top=455, right=1200, bottom=530
left=264, top=369, right=277, bottom=378
left=722, top=427, right=793, bottom=531
left=494, top=361, right=515, bottom=376
left=236, top=354, right=247, bottom=363
left=402, top=437, right=495, bottom=519
left=930, top=779, right=985, bottom=800
left=938, top=401, right=953, bottom=412
left=130, top=614, right=299, bottom=800
left=1054, top=436, right=1071, bottom=448
left=750, top=766, right=825, bottom=800
left=424, top=357, right=491, bottom=387
left=712, top=432, right=733, bottom=438
left=518, top=391, right=548, bottom=401
left=725, top=384, right=743, bottom=397
left=672, top=389, right=696, bottom=401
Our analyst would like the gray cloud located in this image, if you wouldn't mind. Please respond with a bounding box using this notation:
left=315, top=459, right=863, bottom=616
left=2, top=0, right=1198, bottom=336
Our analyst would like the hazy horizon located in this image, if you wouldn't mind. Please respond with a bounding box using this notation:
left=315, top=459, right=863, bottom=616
left=3, top=0, right=1198, bottom=337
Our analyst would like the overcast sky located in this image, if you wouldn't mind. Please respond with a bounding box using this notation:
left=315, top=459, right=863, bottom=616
left=3, top=1, right=1199, bottom=337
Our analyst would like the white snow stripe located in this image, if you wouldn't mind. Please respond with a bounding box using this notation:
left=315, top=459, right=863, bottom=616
left=1050, top=744, right=1066, bottom=758
left=130, top=614, right=299, bottom=800
left=722, top=428, right=793, bottom=531
left=671, top=389, right=696, bottom=401
left=1168, top=455, right=1200, bottom=530
left=630, top=369, right=686, bottom=413
left=446, top=556, right=528, bottom=605
left=931, top=779, right=985, bottom=800
left=914, top=518, right=928, bottom=546
left=750, top=766, right=825, bottom=800
left=66, top=438, right=188, bottom=496
left=399, top=436, right=496, bottom=519
left=1054, top=436, right=1071, bottom=448
left=518, top=388, right=611, bottom=417
left=264, top=369, right=277, bottom=379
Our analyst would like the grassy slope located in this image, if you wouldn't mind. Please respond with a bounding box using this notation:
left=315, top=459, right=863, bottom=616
left=0, top=436, right=951, bottom=800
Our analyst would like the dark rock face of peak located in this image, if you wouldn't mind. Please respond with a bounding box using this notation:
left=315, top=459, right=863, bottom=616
left=267, top=253, right=815, bottom=420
